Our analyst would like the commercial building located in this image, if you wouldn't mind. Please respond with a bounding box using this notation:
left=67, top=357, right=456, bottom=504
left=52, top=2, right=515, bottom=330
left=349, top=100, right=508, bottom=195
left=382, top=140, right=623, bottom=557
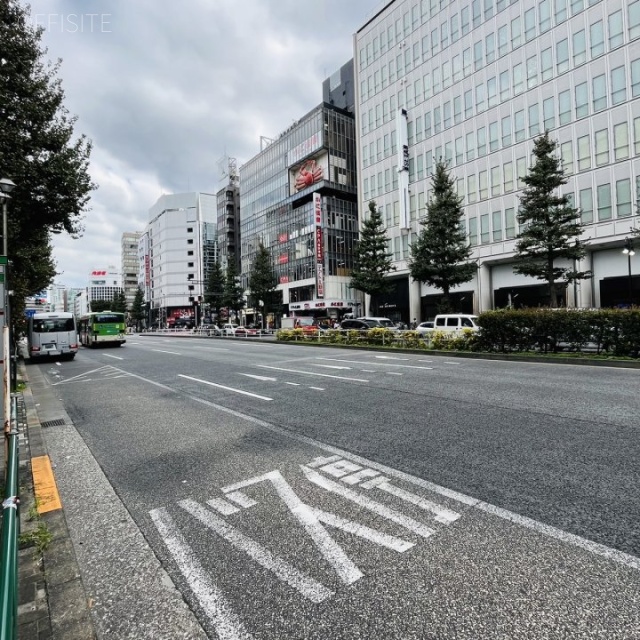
left=216, top=157, right=241, bottom=274
left=87, top=266, right=122, bottom=308
left=121, top=231, right=142, bottom=310
left=239, top=60, right=361, bottom=323
left=355, top=0, right=640, bottom=321
left=141, top=192, right=217, bottom=328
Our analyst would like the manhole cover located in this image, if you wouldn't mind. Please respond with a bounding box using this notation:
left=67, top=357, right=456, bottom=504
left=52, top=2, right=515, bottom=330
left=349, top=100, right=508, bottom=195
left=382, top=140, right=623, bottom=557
left=41, top=419, right=66, bottom=428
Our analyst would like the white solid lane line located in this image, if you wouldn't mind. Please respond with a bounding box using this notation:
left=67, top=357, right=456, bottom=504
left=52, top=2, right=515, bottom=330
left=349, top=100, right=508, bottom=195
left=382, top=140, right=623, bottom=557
left=317, top=357, right=433, bottom=370
left=102, top=353, right=124, bottom=360
left=178, top=375, right=273, bottom=401
left=153, top=349, right=181, bottom=355
left=258, top=365, right=369, bottom=382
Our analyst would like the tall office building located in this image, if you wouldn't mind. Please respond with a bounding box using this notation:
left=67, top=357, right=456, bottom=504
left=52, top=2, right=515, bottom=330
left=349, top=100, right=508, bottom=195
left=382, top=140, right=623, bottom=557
left=87, top=266, right=122, bottom=308
left=239, top=60, right=361, bottom=323
left=355, top=0, right=640, bottom=320
left=143, top=192, right=217, bottom=328
left=121, top=231, right=142, bottom=310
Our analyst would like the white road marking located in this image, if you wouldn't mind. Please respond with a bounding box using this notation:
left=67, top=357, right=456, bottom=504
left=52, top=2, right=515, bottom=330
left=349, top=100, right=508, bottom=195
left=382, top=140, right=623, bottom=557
left=207, top=498, right=240, bottom=516
left=320, top=460, right=362, bottom=478
left=179, top=499, right=334, bottom=603
left=374, top=355, right=410, bottom=360
left=153, top=349, right=181, bottom=355
left=221, top=471, right=363, bottom=585
left=301, top=467, right=435, bottom=540
left=258, top=365, right=369, bottom=383
left=340, top=469, right=381, bottom=485
left=178, top=375, right=273, bottom=401
left=284, top=382, right=301, bottom=386
left=307, top=455, right=342, bottom=468
left=317, top=358, right=433, bottom=371
left=386, top=372, right=403, bottom=376
left=308, top=386, right=325, bottom=391
left=308, top=506, right=414, bottom=553
left=239, top=374, right=278, bottom=382
left=121, top=369, right=640, bottom=573
left=360, top=369, right=376, bottom=372
left=444, top=361, right=461, bottom=365
left=102, top=353, right=124, bottom=360
left=311, top=364, right=352, bottom=370
left=374, top=480, right=460, bottom=525
left=418, top=360, right=433, bottom=363
left=226, top=491, right=257, bottom=508
left=150, top=508, right=254, bottom=640
left=50, top=366, right=112, bottom=386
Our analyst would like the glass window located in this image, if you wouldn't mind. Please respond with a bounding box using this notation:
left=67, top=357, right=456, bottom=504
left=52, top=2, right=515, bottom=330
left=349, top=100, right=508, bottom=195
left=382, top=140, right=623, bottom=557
left=478, top=127, right=487, bottom=155
left=577, top=135, right=591, bottom=170
left=488, top=76, right=497, bottom=107
left=480, top=213, right=490, bottom=243
left=511, top=16, right=522, bottom=48
left=426, top=150, right=433, bottom=176
left=434, top=106, right=441, bottom=133
left=635, top=117, right=640, bottom=155
left=614, top=122, right=629, bottom=160
left=454, top=95, right=462, bottom=124
left=424, top=111, right=432, bottom=137
left=539, top=0, right=551, bottom=31
left=433, top=67, right=441, bottom=93
left=561, top=140, right=573, bottom=173
left=504, top=161, right=514, bottom=191
left=556, top=0, right=568, bottom=22
left=608, top=10, right=623, bottom=49
left=486, top=33, right=495, bottom=63
left=513, top=63, right=523, bottom=94
left=517, top=157, right=527, bottom=187
left=489, top=121, right=499, bottom=151
left=463, top=47, right=472, bottom=76
left=524, top=8, right=536, bottom=41
left=559, top=90, right=571, bottom=125
left=473, top=0, right=482, bottom=27
left=441, top=20, right=449, bottom=48
left=597, top=183, right=612, bottom=220
left=466, top=131, right=475, bottom=160
left=514, top=109, right=525, bottom=142
left=573, top=29, right=587, bottom=65
left=443, top=101, right=452, bottom=128
left=632, top=59, right=640, bottom=97
left=571, top=0, right=584, bottom=16
left=469, top=216, right=478, bottom=245
left=474, top=40, right=483, bottom=70
left=590, top=20, right=605, bottom=57
left=499, top=70, right=510, bottom=101
left=611, top=66, right=627, bottom=105
left=575, top=82, right=589, bottom=118
left=464, top=89, right=473, bottom=118
left=491, top=166, right=501, bottom=196
left=501, top=115, right=512, bottom=146
left=498, top=25, right=509, bottom=56
left=543, top=97, right=555, bottom=130
left=461, top=5, right=470, bottom=35
left=485, top=0, right=494, bottom=20
left=616, top=178, right=632, bottom=217
left=592, top=74, right=607, bottom=111
left=579, top=187, right=593, bottom=223
left=492, top=210, right=503, bottom=240
left=556, top=39, right=569, bottom=74
left=453, top=54, right=462, bottom=82
left=455, top=136, right=464, bottom=164
left=467, top=174, right=478, bottom=202
left=528, top=103, right=540, bottom=136
left=527, top=55, right=538, bottom=88
left=541, top=47, right=553, bottom=81
left=630, top=1, right=640, bottom=40
left=595, top=129, right=609, bottom=166
left=451, top=14, right=459, bottom=42
left=476, top=83, right=486, bottom=112
left=505, top=208, right=516, bottom=238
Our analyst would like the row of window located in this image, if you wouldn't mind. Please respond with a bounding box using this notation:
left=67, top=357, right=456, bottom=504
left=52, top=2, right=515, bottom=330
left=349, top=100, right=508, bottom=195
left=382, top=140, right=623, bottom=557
left=359, top=0, right=613, bottom=73
left=362, top=67, right=638, bottom=173
left=360, top=1, right=632, bottom=109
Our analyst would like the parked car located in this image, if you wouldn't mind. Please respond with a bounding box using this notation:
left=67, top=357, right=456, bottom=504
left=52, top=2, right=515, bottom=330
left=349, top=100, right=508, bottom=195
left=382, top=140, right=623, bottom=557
left=221, top=323, right=240, bottom=336
left=340, top=318, right=376, bottom=331
left=356, top=317, right=400, bottom=330
left=432, top=314, right=480, bottom=332
left=415, top=321, right=435, bottom=336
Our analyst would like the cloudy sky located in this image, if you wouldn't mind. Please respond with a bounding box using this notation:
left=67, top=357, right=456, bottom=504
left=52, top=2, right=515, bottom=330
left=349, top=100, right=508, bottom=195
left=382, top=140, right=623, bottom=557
left=24, top=0, right=380, bottom=288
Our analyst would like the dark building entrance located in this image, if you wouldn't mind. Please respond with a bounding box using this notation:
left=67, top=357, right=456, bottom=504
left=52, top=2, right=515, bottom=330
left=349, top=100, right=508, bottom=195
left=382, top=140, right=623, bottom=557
left=599, top=275, right=640, bottom=308
left=494, top=283, right=567, bottom=309
left=420, top=291, right=474, bottom=320
left=370, top=277, right=410, bottom=324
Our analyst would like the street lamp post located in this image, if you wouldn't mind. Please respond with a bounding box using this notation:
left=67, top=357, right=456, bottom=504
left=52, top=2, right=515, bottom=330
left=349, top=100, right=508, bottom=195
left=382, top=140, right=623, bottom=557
left=622, top=238, right=636, bottom=306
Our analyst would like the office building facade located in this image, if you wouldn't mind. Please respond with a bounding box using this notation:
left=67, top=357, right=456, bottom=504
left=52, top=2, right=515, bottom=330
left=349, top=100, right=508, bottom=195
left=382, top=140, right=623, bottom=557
left=121, top=231, right=142, bottom=311
left=355, top=0, right=640, bottom=320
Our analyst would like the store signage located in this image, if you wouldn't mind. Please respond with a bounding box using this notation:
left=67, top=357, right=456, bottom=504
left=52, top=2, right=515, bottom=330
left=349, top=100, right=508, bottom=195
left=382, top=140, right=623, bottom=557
left=91, top=270, right=107, bottom=276
left=313, top=192, right=324, bottom=299
left=279, top=233, right=288, bottom=243
left=289, top=300, right=355, bottom=311
left=288, top=131, right=322, bottom=166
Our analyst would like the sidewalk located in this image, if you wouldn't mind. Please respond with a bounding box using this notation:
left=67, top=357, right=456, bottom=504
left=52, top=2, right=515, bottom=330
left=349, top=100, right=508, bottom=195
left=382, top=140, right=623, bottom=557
left=2, top=361, right=97, bottom=639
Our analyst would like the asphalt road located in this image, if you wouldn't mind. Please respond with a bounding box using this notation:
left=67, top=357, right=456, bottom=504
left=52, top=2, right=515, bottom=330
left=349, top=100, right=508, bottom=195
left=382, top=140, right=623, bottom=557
left=32, top=336, right=640, bottom=639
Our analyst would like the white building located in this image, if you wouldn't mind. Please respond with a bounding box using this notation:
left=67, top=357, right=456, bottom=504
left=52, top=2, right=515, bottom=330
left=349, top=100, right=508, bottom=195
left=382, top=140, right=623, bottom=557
left=121, top=231, right=142, bottom=310
left=142, top=192, right=217, bottom=328
left=87, top=266, right=122, bottom=308
left=355, top=0, right=640, bottom=320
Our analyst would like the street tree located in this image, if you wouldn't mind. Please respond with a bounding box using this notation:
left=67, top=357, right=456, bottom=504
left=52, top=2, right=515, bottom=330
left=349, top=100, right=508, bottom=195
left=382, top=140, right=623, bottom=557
left=514, top=132, right=590, bottom=307
left=90, top=300, right=111, bottom=312
left=248, top=242, right=278, bottom=328
left=111, top=290, right=127, bottom=313
left=131, top=287, right=146, bottom=330
left=205, top=259, right=225, bottom=322
left=0, top=1, right=95, bottom=323
left=409, top=159, right=476, bottom=313
left=223, top=256, right=245, bottom=321
left=350, top=200, right=396, bottom=315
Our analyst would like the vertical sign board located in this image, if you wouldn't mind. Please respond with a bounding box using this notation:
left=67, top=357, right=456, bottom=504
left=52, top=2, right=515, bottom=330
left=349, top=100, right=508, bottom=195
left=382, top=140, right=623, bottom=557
left=313, top=192, right=325, bottom=299
left=0, top=259, right=5, bottom=432
left=396, top=108, right=410, bottom=230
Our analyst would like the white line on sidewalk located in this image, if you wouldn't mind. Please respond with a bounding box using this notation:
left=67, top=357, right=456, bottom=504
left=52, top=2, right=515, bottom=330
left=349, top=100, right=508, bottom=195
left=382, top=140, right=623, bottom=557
left=178, top=375, right=273, bottom=401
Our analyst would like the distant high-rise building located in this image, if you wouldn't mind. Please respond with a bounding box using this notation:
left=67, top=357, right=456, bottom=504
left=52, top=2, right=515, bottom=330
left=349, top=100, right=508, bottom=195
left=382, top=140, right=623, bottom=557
left=88, top=266, right=122, bottom=309
left=121, top=231, right=142, bottom=310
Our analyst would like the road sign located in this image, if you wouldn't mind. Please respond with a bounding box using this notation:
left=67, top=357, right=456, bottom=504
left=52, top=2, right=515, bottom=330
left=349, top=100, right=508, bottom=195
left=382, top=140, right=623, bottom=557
left=25, top=309, right=36, bottom=317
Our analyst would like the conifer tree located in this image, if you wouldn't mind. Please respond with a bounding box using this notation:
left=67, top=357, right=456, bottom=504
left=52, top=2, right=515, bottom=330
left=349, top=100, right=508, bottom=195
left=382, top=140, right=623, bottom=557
left=112, top=290, right=127, bottom=313
left=131, top=287, right=146, bottom=330
left=223, top=256, right=245, bottom=321
left=409, top=160, right=476, bottom=313
left=248, top=242, right=278, bottom=328
left=514, top=132, right=590, bottom=307
left=205, top=259, right=225, bottom=322
left=350, top=201, right=396, bottom=315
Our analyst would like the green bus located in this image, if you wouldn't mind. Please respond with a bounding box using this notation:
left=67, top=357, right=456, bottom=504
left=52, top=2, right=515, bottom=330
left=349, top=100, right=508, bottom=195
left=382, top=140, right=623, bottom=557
left=78, top=311, right=127, bottom=347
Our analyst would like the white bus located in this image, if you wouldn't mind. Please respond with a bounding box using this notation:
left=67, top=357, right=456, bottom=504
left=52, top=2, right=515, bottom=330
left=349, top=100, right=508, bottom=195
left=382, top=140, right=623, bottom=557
left=27, top=311, right=79, bottom=360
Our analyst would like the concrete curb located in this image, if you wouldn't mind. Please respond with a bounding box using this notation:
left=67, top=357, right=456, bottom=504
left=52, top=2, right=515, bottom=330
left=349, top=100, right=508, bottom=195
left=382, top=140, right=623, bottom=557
left=18, top=361, right=98, bottom=640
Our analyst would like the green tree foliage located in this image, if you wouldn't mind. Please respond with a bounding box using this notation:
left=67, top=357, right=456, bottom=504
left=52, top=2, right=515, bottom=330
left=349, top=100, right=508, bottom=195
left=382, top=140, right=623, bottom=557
left=205, top=259, right=225, bottom=321
left=514, top=132, right=590, bottom=308
left=223, top=256, right=245, bottom=320
left=111, top=290, right=127, bottom=313
left=248, top=242, right=278, bottom=328
left=350, top=201, right=396, bottom=315
left=90, top=300, right=112, bottom=312
left=131, top=287, right=145, bottom=330
left=0, top=1, right=96, bottom=323
left=409, top=160, right=476, bottom=313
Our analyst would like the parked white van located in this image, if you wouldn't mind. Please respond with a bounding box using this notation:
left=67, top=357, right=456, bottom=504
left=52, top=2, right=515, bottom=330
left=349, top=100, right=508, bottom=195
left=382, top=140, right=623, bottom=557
left=432, top=314, right=480, bottom=332
left=27, top=311, right=79, bottom=360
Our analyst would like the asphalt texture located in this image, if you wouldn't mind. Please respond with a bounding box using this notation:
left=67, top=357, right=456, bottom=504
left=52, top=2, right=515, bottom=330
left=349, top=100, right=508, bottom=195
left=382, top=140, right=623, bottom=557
left=27, top=335, right=640, bottom=639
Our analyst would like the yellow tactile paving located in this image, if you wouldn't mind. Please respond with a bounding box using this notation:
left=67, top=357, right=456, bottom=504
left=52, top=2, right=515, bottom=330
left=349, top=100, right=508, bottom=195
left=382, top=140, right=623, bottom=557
left=31, top=455, right=62, bottom=513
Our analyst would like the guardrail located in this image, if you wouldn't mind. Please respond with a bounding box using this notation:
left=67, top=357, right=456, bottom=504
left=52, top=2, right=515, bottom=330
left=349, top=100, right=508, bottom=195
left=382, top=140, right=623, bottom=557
left=0, top=394, right=20, bottom=640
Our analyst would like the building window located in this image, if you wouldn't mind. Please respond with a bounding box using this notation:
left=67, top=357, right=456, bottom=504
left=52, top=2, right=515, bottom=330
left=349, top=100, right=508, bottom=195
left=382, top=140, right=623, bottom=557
left=467, top=174, right=478, bottom=203
left=595, top=129, right=609, bottom=166
left=556, top=0, right=568, bottom=22
left=590, top=20, right=605, bottom=57
left=559, top=90, right=571, bottom=125
left=597, top=183, right=612, bottom=220
left=575, top=81, right=589, bottom=118
left=543, top=97, right=555, bottom=130
left=505, top=208, right=516, bottom=238
left=504, top=161, right=514, bottom=191
left=611, top=66, right=627, bottom=105
left=528, top=103, right=540, bottom=136
left=573, top=29, right=586, bottom=65
left=577, top=135, right=591, bottom=170
left=571, top=0, right=584, bottom=16
left=187, top=239, right=194, bottom=245
left=492, top=210, right=503, bottom=241
left=556, top=38, right=569, bottom=73
left=629, top=1, right=640, bottom=40
left=511, top=16, right=522, bottom=48
left=514, top=109, right=525, bottom=142
left=477, top=127, right=487, bottom=155
left=513, top=63, right=524, bottom=94
left=527, top=55, right=538, bottom=88
left=635, top=117, right=640, bottom=155
left=479, top=171, right=489, bottom=200
left=616, top=178, right=632, bottom=217
left=489, top=121, right=499, bottom=151
left=466, top=131, right=475, bottom=160
left=464, top=89, right=473, bottom=118
left=517, top=156, right=527, bottom=188
left=187, top=227, right=193, bottom=233
left=592, top=74, right=607, bottom=111
left=560, top=140, right=574, bottom=173
left=608, top=10, right=623, bottom=49
left=524, top=8, right=536, bottom=41
left=469, top=217, right=478, bottom=245
left=501, top=115, right=512, bottom=146
left=498, top=25, right=509, bottom=56
left=480, top=213, right=490, bottom=243
left=539, top=0, right=551, bottom=31
left=499, top=70, right=510, bottom=101
left=579, top=187, right=593, bottom=223
left=474, top=40, right=484, bottom=71
left=541, top=47, right=553, bottom=81
left=614, top=122, right=629, bottom=160
left=491, top=166, right=501, bottom=196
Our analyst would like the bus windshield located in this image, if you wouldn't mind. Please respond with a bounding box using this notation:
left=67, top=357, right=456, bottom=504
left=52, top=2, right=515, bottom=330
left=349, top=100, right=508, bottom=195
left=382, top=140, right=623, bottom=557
left=32, top=318, right=75, bottom=333
left=94, top=314, right=124, bottom=324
